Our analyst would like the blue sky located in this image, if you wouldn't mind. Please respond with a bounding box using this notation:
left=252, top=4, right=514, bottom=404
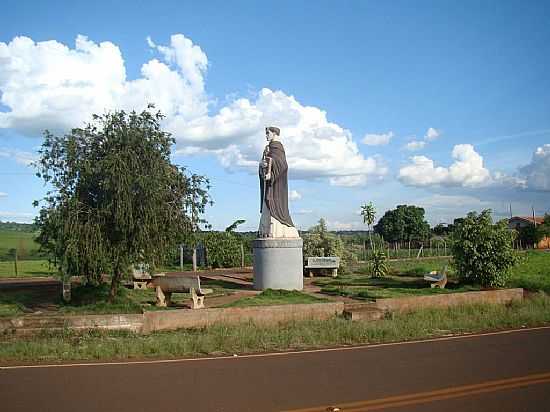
left=1, top=0, right=549, bottom=230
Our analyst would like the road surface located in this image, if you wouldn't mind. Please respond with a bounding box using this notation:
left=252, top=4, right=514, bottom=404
left=1, top=326, right=550, bottom=411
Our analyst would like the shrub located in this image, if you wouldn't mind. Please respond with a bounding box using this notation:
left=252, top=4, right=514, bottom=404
left=302, top=218, right=355, bottom=273
left=451, top=210, right=518, bottom=288
left=201, top=231, right=242, bottom=268
left=367, top=249, right=388, bottom=278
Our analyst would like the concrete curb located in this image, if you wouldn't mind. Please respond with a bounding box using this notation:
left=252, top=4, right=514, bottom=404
left=373, top=288, right=524, bottom=313
left=142, top=302, right=344, bottom=334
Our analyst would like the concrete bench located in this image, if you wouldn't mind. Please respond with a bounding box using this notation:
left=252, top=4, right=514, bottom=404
left=132, top=264, right=152, bottom=290
left=424, top=268, right=448, bottom=289
left=305, top=256, right=340, bottom=278
left=149, top=274, right=212, bottom=309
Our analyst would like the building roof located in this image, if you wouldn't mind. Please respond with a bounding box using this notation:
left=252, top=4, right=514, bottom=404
left=509, top=216, right=545, bottom=224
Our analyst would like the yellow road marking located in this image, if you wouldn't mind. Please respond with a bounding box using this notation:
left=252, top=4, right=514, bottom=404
left=283, top=372, right=550, bottom=412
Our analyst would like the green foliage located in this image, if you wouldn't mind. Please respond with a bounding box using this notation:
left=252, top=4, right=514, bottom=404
left=225, top=219, right=246, bottom=232
left=200, top=231, right=242, bottom=268
left=34, top=108, right=210, bottom=297
left=367, top=249, right=388, bottom=278
left=302, top=218, right=355, bottom=272
left=361, top=201, right=377, bottom=251
left=452, top=210, right=519, bottom=288
left=374, top=205, right=430, bottom=242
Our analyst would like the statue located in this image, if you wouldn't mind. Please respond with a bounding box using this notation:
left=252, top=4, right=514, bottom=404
left=258, top=126, right=299, bottom=238
left=253, top=126, right=303, bottom=291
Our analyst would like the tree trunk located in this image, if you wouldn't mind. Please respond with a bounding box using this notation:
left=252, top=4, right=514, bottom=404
left=109, top=266, right=120, bottom=302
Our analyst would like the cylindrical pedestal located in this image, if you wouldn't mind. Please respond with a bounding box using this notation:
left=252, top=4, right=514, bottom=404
left=253, top=238, right=303, bottom=291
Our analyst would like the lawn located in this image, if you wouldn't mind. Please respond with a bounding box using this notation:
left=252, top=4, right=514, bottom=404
left=222, top=289, right=327, bottom=307
left=320, top=250, right=550, bottom=300
left=508, top=250, right=550, bottom=293
left=1, top=293, right=549, bottom=363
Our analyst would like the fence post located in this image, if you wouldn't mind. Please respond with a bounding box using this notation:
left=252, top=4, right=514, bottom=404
left=241, top=243, right=245, bottom=268
left=192, top=248, right=197, bottom=272
left=14, top=248, right=18, bottom=277
left=179, top=245, right=184, bottom=271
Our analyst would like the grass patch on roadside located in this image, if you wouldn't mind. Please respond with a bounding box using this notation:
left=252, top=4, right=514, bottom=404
left=222, top=289, right=327, bottom=307
left=1, top=293, right=549, bottom=363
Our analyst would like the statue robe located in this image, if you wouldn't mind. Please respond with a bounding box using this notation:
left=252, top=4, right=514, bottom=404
left=258, top=140, right=297, bottom=237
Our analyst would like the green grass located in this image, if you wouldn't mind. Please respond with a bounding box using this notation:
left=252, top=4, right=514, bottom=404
left=222, top=289, right=327, bottom=307
left=0, top=259, right=54, bottom=278
left=1, top=293, right=549, bottom=363
left=0, top=230, right=42, bottom=261
left=508, top=250, right=550, bottom=293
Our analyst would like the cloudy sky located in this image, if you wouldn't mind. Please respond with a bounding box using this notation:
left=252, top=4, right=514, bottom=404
left=1, top=0, right=549, bottom=230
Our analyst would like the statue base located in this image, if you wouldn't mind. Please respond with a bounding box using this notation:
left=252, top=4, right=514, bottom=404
left=253, top=238, right=303, bottom=291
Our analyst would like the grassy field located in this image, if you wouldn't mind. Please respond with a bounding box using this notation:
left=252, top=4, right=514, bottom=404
left=0, top=260, right=54, bottom=278
left=1, top=293, right=549, bottom=363
left=0, top=230, right=41, bottom=260
left=322, top=251, right=550, bottom=300
left=509, top=251, right=550, bottom=293
left=222, top=289, right=327, bottom=307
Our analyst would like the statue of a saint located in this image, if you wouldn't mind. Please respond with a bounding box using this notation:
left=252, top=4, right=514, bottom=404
left=258, top=127, right=299, bottom=238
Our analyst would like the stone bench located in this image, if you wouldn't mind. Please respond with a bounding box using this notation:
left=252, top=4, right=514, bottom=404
left=149, top=274, right=212, bottom=309
left=132, top=264, right=152, bottom=290
left=305, top=256, right=340, bottom=278
left=424, top=271, right=447, bottom=289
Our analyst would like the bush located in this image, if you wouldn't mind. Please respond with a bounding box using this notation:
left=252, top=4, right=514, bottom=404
left=201, top=231, right=242, bottom=268
left=452, top=210, right=518, bottom=288
left=302, top=219, right=355, bottom=273
left=367, top=249, right=388, bottom=278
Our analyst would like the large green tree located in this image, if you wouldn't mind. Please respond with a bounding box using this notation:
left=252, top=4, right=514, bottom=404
left=373, top=205, right=430, bottom=242
left=35, top=108, right=210, bottom=299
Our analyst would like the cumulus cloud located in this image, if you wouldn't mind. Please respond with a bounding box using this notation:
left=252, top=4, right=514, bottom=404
left=404, top=140, right=426, bottom=151
left=289, top=190, right=302, bottom=201
left=519, top=144, right=550, bottom=191
left=0, top=192, right=7, bottom=198
left=0, top=34, right=386, bottom=187
left=399, top=144, right=492, bottom=188
left=425, top=127, right=441, bottom=141
left=362, top=131, right=393, bottom=146
left=403, top=127, right=441, bottom=151
left=0, top=34, right=208, bottom=135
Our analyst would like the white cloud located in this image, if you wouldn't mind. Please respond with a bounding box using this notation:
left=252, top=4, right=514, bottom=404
left=289, top=190, right=302, bottom=201
left=362, top=131, right=393, bottom=146
left=424, top=127, right=441, bottom=141
left=0, top=148, right=38, bottom=166
left=0, top=34, right=387, bottom=187
left=0, top=192, right=7, bottom=198
left=519, top=144, right=550, bottom=191
left=404, top=140, right=426, bottom=151
left=399, top=144, right=492, bottom=188
left=0, top=34, right=208, bottom=135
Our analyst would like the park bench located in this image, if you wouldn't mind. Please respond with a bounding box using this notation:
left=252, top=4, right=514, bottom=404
left=423, top=266, right=448, bottom=289
left=132, top=264, right=152, bottom=290
left=149, top=274, right=212, bottom=309
left=305, top=256, right=340, bottom=278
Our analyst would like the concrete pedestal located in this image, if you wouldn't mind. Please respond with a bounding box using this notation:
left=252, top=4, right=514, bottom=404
left=253, top=238, right=303, bottom=291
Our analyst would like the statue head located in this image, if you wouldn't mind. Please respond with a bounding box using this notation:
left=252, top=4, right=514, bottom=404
left=265, top=126, right=280, bottom=142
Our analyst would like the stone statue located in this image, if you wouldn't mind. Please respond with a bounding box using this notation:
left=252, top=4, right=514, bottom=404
left=258, top=127, right=299, bottom=238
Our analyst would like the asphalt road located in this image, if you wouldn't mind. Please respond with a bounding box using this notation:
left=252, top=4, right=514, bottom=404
left=1, top=327, right=550, bottom=412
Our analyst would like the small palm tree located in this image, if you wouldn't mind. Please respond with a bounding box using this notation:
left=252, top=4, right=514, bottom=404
left=361, top=202, right=376, bottom=252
